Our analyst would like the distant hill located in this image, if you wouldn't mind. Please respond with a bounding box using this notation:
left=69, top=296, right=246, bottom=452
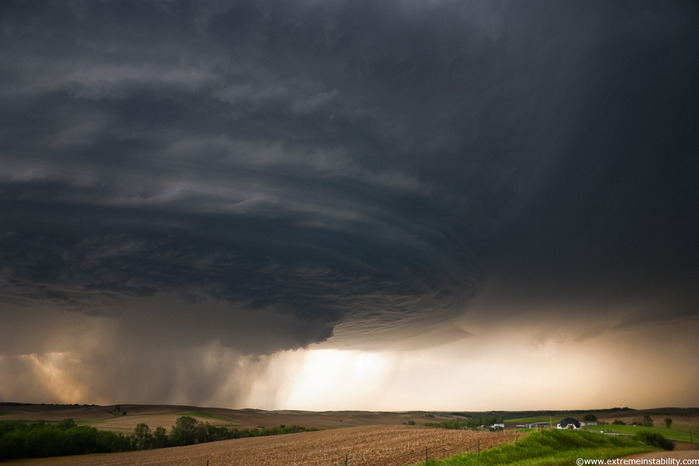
left=2, top=403, right=697, bottom=433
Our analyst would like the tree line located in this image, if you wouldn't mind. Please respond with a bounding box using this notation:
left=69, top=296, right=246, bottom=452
left=0, top=416, right=315, bottom=460
left=423, top=414, right=505, bottom=430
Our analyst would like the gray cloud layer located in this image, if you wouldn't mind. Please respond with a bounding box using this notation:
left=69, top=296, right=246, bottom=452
left=1, top=0, right=698, bottom=403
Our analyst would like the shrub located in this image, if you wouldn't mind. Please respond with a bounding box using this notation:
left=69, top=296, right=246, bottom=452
left=634, top=431, right=674, bottom=450
left=57, top=418, right=77, bottom=430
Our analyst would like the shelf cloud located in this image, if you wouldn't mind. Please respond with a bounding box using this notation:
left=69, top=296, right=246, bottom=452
left=1, top=0, right=697, bottom=409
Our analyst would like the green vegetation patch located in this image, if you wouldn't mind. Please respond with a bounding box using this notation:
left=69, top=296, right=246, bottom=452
left=0, top=418, right=135, bottom=460
left=0, top=416, right=316, bottom=461
left=424, top=414, right=504, bottom=430
left=176, top=411, right=225, bottom=421
left=583, top=423, right=697, bottom=443
left=75, top=418, right=114, bottom=425
left=429, top=429, right=658, bottom=465
left=505, top=416, right=553, bottom=424
left=175, top=410, right=241, bottom=426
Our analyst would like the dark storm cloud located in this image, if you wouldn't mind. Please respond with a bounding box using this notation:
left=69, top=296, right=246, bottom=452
left=1, top=0, right=698, bottom=367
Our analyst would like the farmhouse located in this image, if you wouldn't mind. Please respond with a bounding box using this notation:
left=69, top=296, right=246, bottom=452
left=557, top=417, right=581, bottom=429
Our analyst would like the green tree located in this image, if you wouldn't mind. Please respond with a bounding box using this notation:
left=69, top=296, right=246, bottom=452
left=95, top=429, right=133, bottom=453
left=664, top=417, right=672, bottom=428
left=152, top=426, right=169, bottom=448
left=170, top=416, right=200, bottom=446
left=642, top=415, right=654, bottom=427
left=583, top=414, right=598, bottom=422
left=0, top=429, right=27, bottom=459
left=133, top=423, right=153, bottom=450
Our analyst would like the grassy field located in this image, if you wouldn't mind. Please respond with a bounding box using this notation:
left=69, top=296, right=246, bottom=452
left=172, top=410, right=235, bottom=422
left=505, top=416, right=553, bottom=424
left=428, top=429, right=657, bottom=465
left=583, top=423, right=697, bottom=443
left=75, top=413, right=228, bottom=434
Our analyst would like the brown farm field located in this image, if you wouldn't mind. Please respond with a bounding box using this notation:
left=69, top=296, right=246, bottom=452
left=5, top=425, right=519, bottom=466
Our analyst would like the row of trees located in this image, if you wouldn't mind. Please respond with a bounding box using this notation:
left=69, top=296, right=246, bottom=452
left=423, top=414, right=505, bottom=430
left=0, top=419, right=133, bottom=459
left=0, top=416, right=315, bottom=460
left=144, top=416, right=314, bottom=448
left=612, top=415, right=673, bottom=428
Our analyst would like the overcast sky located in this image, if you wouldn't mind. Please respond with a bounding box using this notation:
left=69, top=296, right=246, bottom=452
left=1, top=0, right=698, bottom=410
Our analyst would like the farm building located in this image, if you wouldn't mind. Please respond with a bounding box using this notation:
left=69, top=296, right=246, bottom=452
left=515, top=422, right=548, bottom=429
left=557, top=417, right=581, bottom=429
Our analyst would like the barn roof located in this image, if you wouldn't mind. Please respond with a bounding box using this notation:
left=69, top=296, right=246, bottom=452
left=559, top=417, right=580, bottom=426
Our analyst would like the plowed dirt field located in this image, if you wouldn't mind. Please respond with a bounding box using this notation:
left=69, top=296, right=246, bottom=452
left=9, top=425, right=519, bottom=466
